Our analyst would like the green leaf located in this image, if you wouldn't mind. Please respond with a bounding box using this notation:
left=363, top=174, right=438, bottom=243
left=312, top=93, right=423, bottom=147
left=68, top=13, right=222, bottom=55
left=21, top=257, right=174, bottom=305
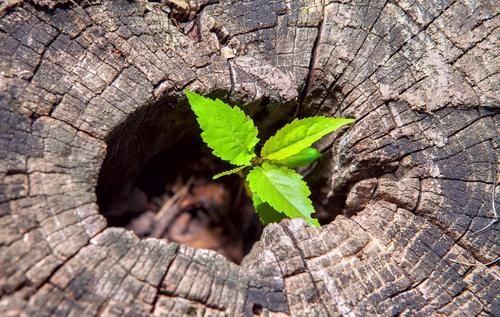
left=274, top=147, right=321, bottom=168
left=251, top=193, right=286, bottom=224
left=261, top=117, right=354, bottom=161
left=185, top=90, right=259, bottom=166
left=246, top=163, right=320, bottom=227
left=213, top=166, right=247, bottom=179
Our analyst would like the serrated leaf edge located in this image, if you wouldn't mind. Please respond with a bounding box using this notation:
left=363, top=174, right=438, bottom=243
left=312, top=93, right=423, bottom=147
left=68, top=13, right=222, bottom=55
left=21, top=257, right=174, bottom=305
left=247, top=164, right=319, bottom=227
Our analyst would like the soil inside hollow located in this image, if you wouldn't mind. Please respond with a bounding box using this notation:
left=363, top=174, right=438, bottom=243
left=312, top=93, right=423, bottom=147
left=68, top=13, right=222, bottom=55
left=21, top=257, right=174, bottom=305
left=99, top=137, right=263, bottom=264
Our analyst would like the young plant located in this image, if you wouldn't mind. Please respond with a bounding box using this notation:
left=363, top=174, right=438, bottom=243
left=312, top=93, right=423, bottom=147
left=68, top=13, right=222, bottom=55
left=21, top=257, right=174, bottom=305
left=185, top=90, right=354, bottom=227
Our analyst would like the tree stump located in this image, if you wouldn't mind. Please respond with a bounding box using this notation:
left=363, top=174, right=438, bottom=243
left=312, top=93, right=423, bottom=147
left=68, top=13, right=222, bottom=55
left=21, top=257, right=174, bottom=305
left=0, top=0, right=498, bottom=316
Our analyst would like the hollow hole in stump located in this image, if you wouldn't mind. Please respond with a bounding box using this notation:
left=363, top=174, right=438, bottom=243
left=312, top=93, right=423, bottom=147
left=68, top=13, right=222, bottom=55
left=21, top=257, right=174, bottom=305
left=98, top=135, right=264, bottom=264
left=96, top=95, right=267, bottom=264
left=95, top=94, right=352, bottom=264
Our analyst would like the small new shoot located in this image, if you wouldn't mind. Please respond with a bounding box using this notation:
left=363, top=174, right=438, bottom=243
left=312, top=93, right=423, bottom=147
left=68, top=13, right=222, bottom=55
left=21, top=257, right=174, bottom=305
left=185, top=90, right=355, bottom=227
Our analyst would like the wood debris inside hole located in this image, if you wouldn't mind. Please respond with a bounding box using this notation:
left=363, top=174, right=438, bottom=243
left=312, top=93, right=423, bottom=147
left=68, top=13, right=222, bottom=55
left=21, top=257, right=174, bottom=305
left=102, top=138, right=262, bottom=264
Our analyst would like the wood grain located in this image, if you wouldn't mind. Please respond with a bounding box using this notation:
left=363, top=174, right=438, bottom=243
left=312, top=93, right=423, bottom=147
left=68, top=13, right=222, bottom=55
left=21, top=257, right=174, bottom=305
left=0, top=0, right=498, bottom=316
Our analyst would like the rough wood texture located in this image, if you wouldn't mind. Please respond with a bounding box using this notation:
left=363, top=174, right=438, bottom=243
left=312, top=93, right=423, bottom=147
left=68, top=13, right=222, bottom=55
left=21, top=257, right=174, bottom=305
left=0, top=0, right=498, bottom=316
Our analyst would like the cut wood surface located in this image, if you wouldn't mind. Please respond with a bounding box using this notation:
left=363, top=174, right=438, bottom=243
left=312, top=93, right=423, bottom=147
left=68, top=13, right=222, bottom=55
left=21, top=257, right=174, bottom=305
left=0, top=0, right=498, bottom=316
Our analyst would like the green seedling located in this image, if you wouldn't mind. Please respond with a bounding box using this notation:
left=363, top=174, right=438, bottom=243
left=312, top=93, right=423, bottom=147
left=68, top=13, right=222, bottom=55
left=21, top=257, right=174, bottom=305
left=185, top=90, right=355, bottom=227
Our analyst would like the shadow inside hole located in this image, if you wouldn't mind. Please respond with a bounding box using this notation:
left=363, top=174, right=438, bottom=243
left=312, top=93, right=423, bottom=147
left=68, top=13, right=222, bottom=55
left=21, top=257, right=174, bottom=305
left=98, top=136, right=263, bottom=264
left=252, top=303, right=263, bottom=315
left=305, top=150, right=348, bottom=225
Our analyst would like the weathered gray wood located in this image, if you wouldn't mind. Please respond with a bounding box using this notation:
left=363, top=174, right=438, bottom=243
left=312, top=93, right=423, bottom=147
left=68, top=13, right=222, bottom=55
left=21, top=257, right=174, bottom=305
left=0, top=0, right=498, bottom=316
